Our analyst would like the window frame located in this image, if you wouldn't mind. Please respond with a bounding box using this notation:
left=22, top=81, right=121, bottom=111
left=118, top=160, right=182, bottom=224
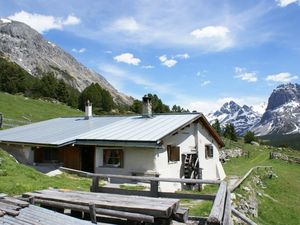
left=103, top=148, right=124, bottom=168
left=205, top=144, right=214, bottom=159
left=167, top=145, right=180, bottom=162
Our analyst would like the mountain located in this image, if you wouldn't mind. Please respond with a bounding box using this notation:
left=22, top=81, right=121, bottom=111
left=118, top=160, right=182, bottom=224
left=0, top=18, right=132, bottom=105
left=252, top=83, right=300, bottom=136
left=206, top=101, right=261, bottom=135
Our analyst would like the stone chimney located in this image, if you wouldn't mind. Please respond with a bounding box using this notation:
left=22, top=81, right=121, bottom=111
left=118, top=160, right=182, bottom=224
left=85, top=100, right=92, bottom=119
left=142, top=95, right=152, bottom=118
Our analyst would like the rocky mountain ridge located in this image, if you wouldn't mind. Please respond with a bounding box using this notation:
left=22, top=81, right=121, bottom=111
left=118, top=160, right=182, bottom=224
left=206, top=101, right=262, bottom=135
left=208, top=83, right=300, bottom=136
left=0, top=19, right=133, bottom=105
left=252, top=83, right=300, bottom=135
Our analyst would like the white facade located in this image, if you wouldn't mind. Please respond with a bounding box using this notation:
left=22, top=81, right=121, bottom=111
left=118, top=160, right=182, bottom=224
left=94, top=120, right=225, bottom=192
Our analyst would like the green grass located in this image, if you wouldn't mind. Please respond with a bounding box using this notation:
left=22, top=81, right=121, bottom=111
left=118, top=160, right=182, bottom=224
left=223, top=140, right=300, bottom=225
left=180, top=199, right=213, bottom=217
left=0, top=92, right=82, bottom=125
left=119, top=184, right=146, bottom=190
left=0, top=149, right=91, bottom=195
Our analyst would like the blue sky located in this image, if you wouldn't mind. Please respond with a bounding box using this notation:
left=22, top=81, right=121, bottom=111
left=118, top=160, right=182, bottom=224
left=1, top=0, right=300, bottom=113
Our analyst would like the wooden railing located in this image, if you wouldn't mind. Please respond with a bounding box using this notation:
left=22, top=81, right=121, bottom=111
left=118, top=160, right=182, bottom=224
left=60, top=167, right=233, bottom=225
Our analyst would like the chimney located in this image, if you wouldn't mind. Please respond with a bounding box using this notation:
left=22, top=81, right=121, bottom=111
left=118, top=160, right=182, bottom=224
left=85, top=100, right=92, bottom=119
left=142, top=95, right=152, bottom=118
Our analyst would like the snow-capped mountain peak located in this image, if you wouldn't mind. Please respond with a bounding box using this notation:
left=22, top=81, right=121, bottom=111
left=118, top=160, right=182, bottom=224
left=207, top=101, right=261, bottom=136
left=252, top=83, right=300, bottom=136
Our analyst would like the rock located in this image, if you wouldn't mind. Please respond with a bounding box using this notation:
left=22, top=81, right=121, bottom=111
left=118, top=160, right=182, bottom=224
left=219, top=148, right=243, bottom=162
left=242, top=186, right=251, bottom=192
left=231, top=193, right=236, bottom=200
left=0, top=20, right=133, bottom=105
left=251, top=141, right=260, bottom=146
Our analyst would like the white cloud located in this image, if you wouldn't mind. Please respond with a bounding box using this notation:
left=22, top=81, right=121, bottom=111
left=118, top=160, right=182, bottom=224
left=8, top=11, right=80, bottom=33
left=234, top=67, right=257, bottom=82
left=265, top=72, right=298, bottom=82
left=190, top=26, right=233, bottom=50
left=141, top=65, right=154, bottom=69
left=276, top=0, right=300, bottom=7
left=72, top=48, right=86, bottom=53
left=159, top=55, right=177, bottom=68
left=104, top=50, right=112, bottom=54
left=184, top=96, right=266, bottom=114
left=114, top=53, right=141, bottom=66
left=200, top=80, right=211, bottom=87
left=63, top=15, right=81, bottom=25
left=112, top=17, right=139, bottom=32
left=175, top=53, right=190, bottom=59
left=99, top=64, right=174, bottom=95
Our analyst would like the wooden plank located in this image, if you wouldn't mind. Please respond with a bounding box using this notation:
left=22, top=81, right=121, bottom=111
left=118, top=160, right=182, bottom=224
left=232, top=208, right=257, bottom=225
left=96, top=187, right=215, bottom=200
left=23, top=189, right=177, bottom=218
left=207, top=181, right=227, bottom=225
left=31, top=198, right=154, bottom=223
left=0, top=197, right=29, bottom=207
left=172, top=208, right=189, bottom=223
left=31, top=188, right=179, bottom=209
left=0, top=207, right=19, bottom=217
left=89, top=203, right=97, bottom=224
left=150, top=180, right=159, bottom=197
left=0, top=210, right=5, bottom=217
left=60, top=167, right=221, bottom=184
left=0, top=202, right=20, bottom=211
left=159, top=192, right=215, bottom=200
left=230, top=166, right=272, bottom=192
left=223, top=189, right=233, bottom=225
left=36, top=189, right=178, bottom=208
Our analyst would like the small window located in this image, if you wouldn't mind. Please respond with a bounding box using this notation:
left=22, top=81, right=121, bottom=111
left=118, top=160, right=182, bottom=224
left=167, top=145, right=180, bottom=162
left=103, top=149, right=123, bottom=168
left=205, top=145, right=214, bottom=158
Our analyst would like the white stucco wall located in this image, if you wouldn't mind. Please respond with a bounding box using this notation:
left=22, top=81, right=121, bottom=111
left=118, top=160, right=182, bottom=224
left=197, top=122, right=226, bottom=180
left=95, top=147, right=156, bottom=176
left=154, top=121, right=226, bottom=192
left=93, top=121, right=226, bottom=192
left=0, top=144, right=33, bottom=165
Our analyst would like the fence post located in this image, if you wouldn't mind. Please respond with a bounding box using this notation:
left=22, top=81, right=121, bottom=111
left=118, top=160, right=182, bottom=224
left=150, top=180, right=159, bottom=197
left=89, top=203, right=97, bottom=224
left=90, top=176, right=99, bottom=192
left=0, top=113, right=2, bottom=128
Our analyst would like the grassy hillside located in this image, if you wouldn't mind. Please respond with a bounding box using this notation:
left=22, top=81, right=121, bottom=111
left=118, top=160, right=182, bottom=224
left=0, top=91, right=83, bottom=124
left=223, top=140, right=300, bottom=225
left=260, top=133, right=300, bottom=151
left=0, top=149, right=91, bottom=195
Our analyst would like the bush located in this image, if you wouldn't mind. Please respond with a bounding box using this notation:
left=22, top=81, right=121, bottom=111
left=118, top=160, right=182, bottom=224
left=244, top=131, right=256, bottom=143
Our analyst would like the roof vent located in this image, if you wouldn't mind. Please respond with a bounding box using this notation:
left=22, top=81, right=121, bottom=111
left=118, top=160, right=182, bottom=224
left=142, top=95, right=152, bottom=118
left=85, top=100, right=92, bottom=120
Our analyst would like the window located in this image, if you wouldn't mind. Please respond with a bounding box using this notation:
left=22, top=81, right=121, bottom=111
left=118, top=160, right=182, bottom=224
left=167, top=145, right=180, bottom=162
left=103, top=149, right=123, bottom=168
left=205, top=145, right=214, bottom=158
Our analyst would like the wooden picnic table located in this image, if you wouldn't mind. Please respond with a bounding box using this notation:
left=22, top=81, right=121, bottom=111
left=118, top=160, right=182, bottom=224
left=23, top=189, right=185, bottom=224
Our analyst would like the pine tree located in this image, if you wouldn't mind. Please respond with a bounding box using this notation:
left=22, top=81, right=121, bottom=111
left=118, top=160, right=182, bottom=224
left=212, top=119, right=222, bottom=136
left=223, top=123, right=237, bottom=141
left=244, top=131, right=256, bottom=143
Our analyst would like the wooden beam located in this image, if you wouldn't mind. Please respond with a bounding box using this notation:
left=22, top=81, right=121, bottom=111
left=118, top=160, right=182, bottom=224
left=31, top=198, right=154, bottom=223
left=172, top=208, right=189, bottom=223
left=89, top=203, right=97, bottom=224
left=232, top=208, right=257, bottom=225
left=223, top=189, right=233, bottom=225
left=207, top=181, right=227, bottom=225
left=150, top=180, right=159, bottom=197
left=60, top=167, right=221, bottom=184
